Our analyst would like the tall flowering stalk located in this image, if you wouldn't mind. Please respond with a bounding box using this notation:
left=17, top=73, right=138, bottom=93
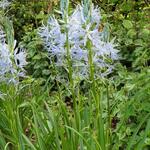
left=39, top=3, right=118, bottom=81
left=39, top=1, right=119, bottom=149
left=0, top=0, right=27, bottom=84
left=0, top=19, right=27, bottom=84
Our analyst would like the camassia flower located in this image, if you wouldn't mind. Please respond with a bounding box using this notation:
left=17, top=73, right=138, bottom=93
left=39, top=4, right=119, bottom=79
left=0, top=27, right=27, bottom=83
left=0, top=0, right=11, bottom=10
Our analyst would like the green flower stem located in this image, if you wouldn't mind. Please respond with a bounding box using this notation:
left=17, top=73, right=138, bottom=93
left=106, top=83, right=111, bottom=149
left=87, top=40, right=106, bottom=150
left=64, top=8, right=79, bottom=148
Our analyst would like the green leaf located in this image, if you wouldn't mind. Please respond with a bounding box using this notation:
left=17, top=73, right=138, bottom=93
left=127, top=29, right=136, bottom=38
left=33, top=63, right=41, bottom=69
left=125, top=38, right=133, bottom=45
left=127, top=113, right=150, bottom=150
left=141, top=29, right=150, bottom=39
left=22, top=134, right=37, bottom=150
left=121, top=2, right=133, bottom=12
left=111, top=0, right=119, bottom=3
left=42, top=69, right=51, bottom=75
left=36, top=11, right=44, bottom=19
left=134, top=39, right=143, bottom=46
left=33, top=54, right=42, bottom=60
left=123, top=20, right=133, bottom=29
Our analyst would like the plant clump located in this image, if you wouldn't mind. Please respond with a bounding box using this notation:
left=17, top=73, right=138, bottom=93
left=38, top=4, right=119, bottom=81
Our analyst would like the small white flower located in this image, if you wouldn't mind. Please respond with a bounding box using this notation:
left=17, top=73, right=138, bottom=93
left=103, top=40, right=119, bottom=60
left=0, top=0, right=11, bottom=9
left=91, top=4, right=101, bottom=26
left=0, top=43, right=13, bottom=75
left=69, top=5, right=86, bottom=24
left=71, top=45, right=88, bottom=62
